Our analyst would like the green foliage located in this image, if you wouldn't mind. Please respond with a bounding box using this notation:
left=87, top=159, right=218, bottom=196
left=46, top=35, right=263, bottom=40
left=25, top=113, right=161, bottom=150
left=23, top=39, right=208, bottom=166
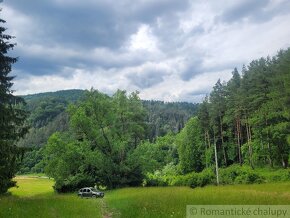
left=143, top=100, right=198, bottom=140
left=219, top=164, right=264, bottom=185
left=172, top=168, right=215, bottom=188
left=144, top=165, right=290, bottom=188
left=197, top=48, right=290, bottom=170
left=255, top=168, right=290, bottom=182
left=18, top=89, right=197, bottom=175
left=44, top=132, right=102, bottom=192
left=134, top=133, right=178, bottom=175
left=28, top=97, right=67, bottom=128
left=144, top=167, right=215, bottom=188
left=0, top=10, right=28, bottom=193
left=176, top=117, right=205, bottom=173
left=44, top=90, right=147, bottom=191
left=17, top=147, right=45, bottom=174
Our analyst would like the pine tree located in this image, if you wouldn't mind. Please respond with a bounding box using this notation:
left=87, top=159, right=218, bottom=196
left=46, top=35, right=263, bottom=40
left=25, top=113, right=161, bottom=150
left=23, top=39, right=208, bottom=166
left=0, top=12, right=28, bottom=193
left=209, top=79, right=228, bottom=166
left=224, top=68, right=243, bottom=165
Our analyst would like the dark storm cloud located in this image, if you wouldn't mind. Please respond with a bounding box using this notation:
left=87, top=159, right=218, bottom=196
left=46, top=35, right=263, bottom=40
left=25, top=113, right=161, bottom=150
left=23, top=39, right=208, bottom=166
left=6, top=0, right=128, bottom=49
left=14, top=56, right=62, bottom=76
left=6, top=0, right=189, bottom=49
left=4, top=0, right=189, bottom=77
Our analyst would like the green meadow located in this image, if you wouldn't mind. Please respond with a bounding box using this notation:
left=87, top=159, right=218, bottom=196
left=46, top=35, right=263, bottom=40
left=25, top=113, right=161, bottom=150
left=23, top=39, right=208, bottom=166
left=0, top=176, right=290, bottom=218
left=0, top=176, right=102, bottom=218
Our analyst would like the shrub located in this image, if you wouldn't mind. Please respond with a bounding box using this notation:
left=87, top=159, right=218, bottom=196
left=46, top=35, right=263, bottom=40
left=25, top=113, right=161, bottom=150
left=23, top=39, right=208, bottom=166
left=219, top=164, right=265, bottom=184
left=145, top=168, right=215, bottom=188
left=53, top=174, right=95, bottom=193
left=188, top=168, right=215, bottom=188
left=144, top=165, right=290, bottom=188
left=257, top=168, right=290, bottom=182
left=144, top=171, right=168, bottom=187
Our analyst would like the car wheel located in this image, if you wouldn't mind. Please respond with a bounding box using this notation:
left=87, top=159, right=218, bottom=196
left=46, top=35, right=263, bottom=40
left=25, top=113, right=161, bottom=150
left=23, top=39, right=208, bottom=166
left=92, top=194, right=96, bottom=198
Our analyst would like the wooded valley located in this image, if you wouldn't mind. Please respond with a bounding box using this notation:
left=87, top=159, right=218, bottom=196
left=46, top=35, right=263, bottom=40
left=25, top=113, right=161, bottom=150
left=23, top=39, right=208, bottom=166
left=13, top=48, right=290, bottom=192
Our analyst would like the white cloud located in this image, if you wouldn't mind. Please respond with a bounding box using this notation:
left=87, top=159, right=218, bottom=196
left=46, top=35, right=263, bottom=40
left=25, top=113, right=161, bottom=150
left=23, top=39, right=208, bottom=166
left=127, top=24, right=159, bottom=53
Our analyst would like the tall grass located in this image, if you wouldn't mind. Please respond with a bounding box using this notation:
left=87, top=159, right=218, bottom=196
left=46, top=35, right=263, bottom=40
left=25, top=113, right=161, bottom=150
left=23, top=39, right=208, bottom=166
left=105, top=183, right=290, bottom=218
left=1, top=176, right=290, bottom=218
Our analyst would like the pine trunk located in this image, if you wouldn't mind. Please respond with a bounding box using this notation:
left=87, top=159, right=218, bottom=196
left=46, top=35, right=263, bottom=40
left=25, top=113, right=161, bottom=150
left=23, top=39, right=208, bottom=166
left=246, top=118, right=254, bottom=169
left=236, top=118, right=242, bottom=165
left=219, top=115, right=227, bottom=166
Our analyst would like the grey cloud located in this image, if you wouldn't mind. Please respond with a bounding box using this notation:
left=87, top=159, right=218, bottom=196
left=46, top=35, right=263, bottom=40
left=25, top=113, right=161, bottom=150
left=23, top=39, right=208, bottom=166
left=5, top=1, right=133, bottom=49
left=220, top=0, right=270, bottom=22
left=176, top=90, right=208, bottom=103
left=127, top=70, right=167, bottom=89
left=181, top=67, right=202, bottom=81
left=6, top=0, right=189, bottom=49
left=14, top=57, right=62, bottom=76
left=5, top=0, right=189, bottom=77
left=129, top=0, right=189, bottom=23
left=219, top=0, right=290, bottom=24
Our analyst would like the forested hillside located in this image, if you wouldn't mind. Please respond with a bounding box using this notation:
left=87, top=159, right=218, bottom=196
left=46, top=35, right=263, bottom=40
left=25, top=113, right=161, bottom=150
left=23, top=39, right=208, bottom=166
left=18, top=90, right=197, bottom=174
left=143, top=100, right=198, bottom=141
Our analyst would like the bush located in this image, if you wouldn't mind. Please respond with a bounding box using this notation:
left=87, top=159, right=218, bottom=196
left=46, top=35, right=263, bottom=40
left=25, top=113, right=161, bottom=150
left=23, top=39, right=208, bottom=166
left=188, top=168, right=215, bottom=188
left=219, top=165, right=265, bottom=184
left=144, top=165, right=289, bottom=188
left=257, top=168, right=290, bottom=182
left=145, top=168, right=215, bottom=188
left=144, top=171, right=169, bottom=187
left=53, top=174, right=95, bottom=193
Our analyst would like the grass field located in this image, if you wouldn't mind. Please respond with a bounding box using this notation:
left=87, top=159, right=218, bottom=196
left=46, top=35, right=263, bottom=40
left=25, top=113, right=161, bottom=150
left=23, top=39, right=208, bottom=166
left=0, top=176, right=289, bottom=218
left=0, top=176, right=102, bottom=218
left=105, top=184, right=290, bottom=217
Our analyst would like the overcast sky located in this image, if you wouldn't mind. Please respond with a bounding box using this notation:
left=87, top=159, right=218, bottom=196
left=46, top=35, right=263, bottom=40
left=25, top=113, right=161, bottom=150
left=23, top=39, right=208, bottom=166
left=2, top=0, right=290, bottom=102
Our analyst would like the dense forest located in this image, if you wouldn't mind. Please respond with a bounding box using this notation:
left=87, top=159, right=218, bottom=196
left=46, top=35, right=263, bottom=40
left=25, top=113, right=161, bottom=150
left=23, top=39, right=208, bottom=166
left=198, top=49, right=290, bottom=169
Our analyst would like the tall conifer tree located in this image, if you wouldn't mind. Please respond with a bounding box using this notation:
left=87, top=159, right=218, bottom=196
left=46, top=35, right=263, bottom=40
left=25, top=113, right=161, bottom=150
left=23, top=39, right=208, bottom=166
left=0, top=8, right=27, bottom=193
